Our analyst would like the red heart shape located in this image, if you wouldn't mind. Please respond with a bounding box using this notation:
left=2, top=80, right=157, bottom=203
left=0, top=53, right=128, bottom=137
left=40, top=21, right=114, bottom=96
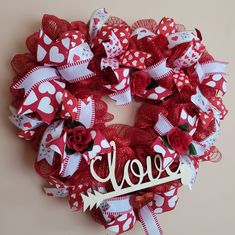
left=73, top=54, right=81, bottom=62
left=171, top=36, right=178, bottom=41
left=46, top=134, right=53, bottom=142
left=94, top=18, right=100, bottom=25
left=23, top=122, right=32, bottom=128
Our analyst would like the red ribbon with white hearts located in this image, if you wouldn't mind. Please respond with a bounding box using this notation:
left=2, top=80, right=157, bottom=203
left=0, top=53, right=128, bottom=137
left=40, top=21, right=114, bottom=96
left=105, top=68, right=132, bottom=105
left=98, top=187, right=180, bottom=235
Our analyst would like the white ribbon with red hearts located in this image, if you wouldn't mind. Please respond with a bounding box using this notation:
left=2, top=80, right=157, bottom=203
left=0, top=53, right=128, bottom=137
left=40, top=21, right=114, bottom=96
left=37, top=120, right=64, bottom=165
left=13, top=66, right=60, bottom=95
left=89, top=8, right=110, bottom=43
left=9, top=106, right=44, bottom=131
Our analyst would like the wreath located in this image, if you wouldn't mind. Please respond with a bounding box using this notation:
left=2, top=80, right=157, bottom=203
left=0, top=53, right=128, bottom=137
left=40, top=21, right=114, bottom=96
left=9, top=8, right=228, bottom=235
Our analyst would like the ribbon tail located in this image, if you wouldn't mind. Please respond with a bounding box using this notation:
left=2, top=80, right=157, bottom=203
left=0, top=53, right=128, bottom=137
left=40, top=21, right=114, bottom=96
left=139, top=205, right=163, bottom=235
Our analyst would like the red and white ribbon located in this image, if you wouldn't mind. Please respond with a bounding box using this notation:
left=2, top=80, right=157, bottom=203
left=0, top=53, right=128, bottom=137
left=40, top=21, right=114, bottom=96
left=60, top=91, right=95, bottom=129
left=58, top=58, right=95, bottom=83
left=37, top=120, right=64, bottom=165
left=13, top=66, right=60, bottom=95
left=167, top=31, right=197, bottom=49
left=89, top=8, right=110, bottom=42
left=139, top=205, right=163, bottom=235
left=9, top=106, right=44, bottom=131
left=144, top=59, right=172, bottom=80
left=105, top=68, right=132, bottom=105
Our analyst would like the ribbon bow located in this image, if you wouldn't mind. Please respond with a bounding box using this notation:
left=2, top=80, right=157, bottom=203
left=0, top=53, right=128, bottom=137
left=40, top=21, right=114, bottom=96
left=36, top=91, right=112, bottom=178
left=152, top=109, right=203, bottom=169
left=12, top=66, right=65, bottom=124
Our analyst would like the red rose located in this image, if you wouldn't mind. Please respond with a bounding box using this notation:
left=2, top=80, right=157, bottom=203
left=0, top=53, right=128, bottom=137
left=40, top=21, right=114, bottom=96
left=67, top=125, right=92, bottom=152
left=131, top=71, right=150, bottom=95
left=167, top=127, right=192, bottom=154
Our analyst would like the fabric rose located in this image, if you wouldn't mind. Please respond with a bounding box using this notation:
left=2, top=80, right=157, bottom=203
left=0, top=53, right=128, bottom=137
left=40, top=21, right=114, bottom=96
left=131, top=71, right=150, bottom=95
left=67, top=125, right=92, bottom=152
left=167, top=127, right=192, bottom=154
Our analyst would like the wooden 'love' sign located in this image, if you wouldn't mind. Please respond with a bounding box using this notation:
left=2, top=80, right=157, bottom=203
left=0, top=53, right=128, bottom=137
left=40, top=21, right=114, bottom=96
left=81, top=141, right=192, bottom=211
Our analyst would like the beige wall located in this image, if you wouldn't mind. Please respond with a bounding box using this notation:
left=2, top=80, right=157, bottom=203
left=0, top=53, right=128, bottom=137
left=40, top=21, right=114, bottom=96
left=0, top=0, right=234, bottom=234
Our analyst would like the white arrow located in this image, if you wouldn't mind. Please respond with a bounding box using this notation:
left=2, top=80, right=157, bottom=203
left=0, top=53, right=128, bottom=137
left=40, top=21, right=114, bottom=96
left=81, top=163, right=192, bottom=211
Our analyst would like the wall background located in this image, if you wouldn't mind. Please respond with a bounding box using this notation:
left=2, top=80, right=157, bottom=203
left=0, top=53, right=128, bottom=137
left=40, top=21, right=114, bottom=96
left=0, top=0, right=234, bottom=234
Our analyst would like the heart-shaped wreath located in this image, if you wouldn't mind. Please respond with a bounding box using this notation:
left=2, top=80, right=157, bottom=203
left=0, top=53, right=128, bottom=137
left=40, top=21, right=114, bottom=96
left=9, top=8, right=228, bottom=235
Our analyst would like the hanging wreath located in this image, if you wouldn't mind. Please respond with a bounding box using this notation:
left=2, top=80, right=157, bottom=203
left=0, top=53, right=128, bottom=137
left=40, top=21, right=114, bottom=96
left=9, top=8, right=228, bottom=235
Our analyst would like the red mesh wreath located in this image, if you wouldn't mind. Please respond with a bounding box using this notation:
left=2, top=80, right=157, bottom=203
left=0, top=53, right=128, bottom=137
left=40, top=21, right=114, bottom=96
left=9, top=8, right=228, bottom=235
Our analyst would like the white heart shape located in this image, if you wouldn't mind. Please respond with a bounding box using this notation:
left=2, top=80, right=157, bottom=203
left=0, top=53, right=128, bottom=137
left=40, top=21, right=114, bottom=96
left=155, top=86, right=166, bottom=94
left=38, top=97, right=54, bottom=114
left=56, top=92, right=63, bottom=103
left=128, top=55, right=133, bottom=60
left=212, top=74, right=222, bottom=81
left=181, top=109, right=187, bottom=120
left=134, top=51, right=140, bottom=57
left=91, top=145, right=101, bottom=156
left=90, top=130, right=97, bottom=139
left=37, top=45, right=47, bottom=61
left=115, top=79, right=127, bottom=90
left=24, top=91, right=37, bottom=105
left=168, top=195, right=178, bottom=208
left=132, top=60, right=137, bottom=66
left=67, top=99, right=73, bottom=105
left=206, top=81, right=216, bottom=88
left=155, top=195, right=165, bottom=207
left=44, top=34, right=52, bottom=45
left=222, top=81, right=227, bottom=92
left=120, top=32, right=125, bottom=37
left=61, top=38, right=71, bottom=49
left=140, top=57, right=145, bottom=63
left=123, top=218, right=132, bottom=231
left=72, top=107, right=78, bottom=113
left=164, top=188, right=176, bottom=196
left=148, top=93, right=158, bottom=100
left=101, top=140, right=110, bottom=148
left=117, top=214, right=127, bottom=221
left=162, top=26, right=167, bottom=31
left=122, top=38, right=128, bottom=44
left=49, top=46, right=65, bottom=63
left=154, top=208, right=163, bottom=214
left=123, top=69, right=129, bottom=77
left=38, top=82, right=56, bottom=95
left=188, top=115, right=196, bottom=126
left=73, top=201, right=79, bottom=207
left=163, top=157, right=173, bottom=168
left=153, top=144, right=166, bottom=155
